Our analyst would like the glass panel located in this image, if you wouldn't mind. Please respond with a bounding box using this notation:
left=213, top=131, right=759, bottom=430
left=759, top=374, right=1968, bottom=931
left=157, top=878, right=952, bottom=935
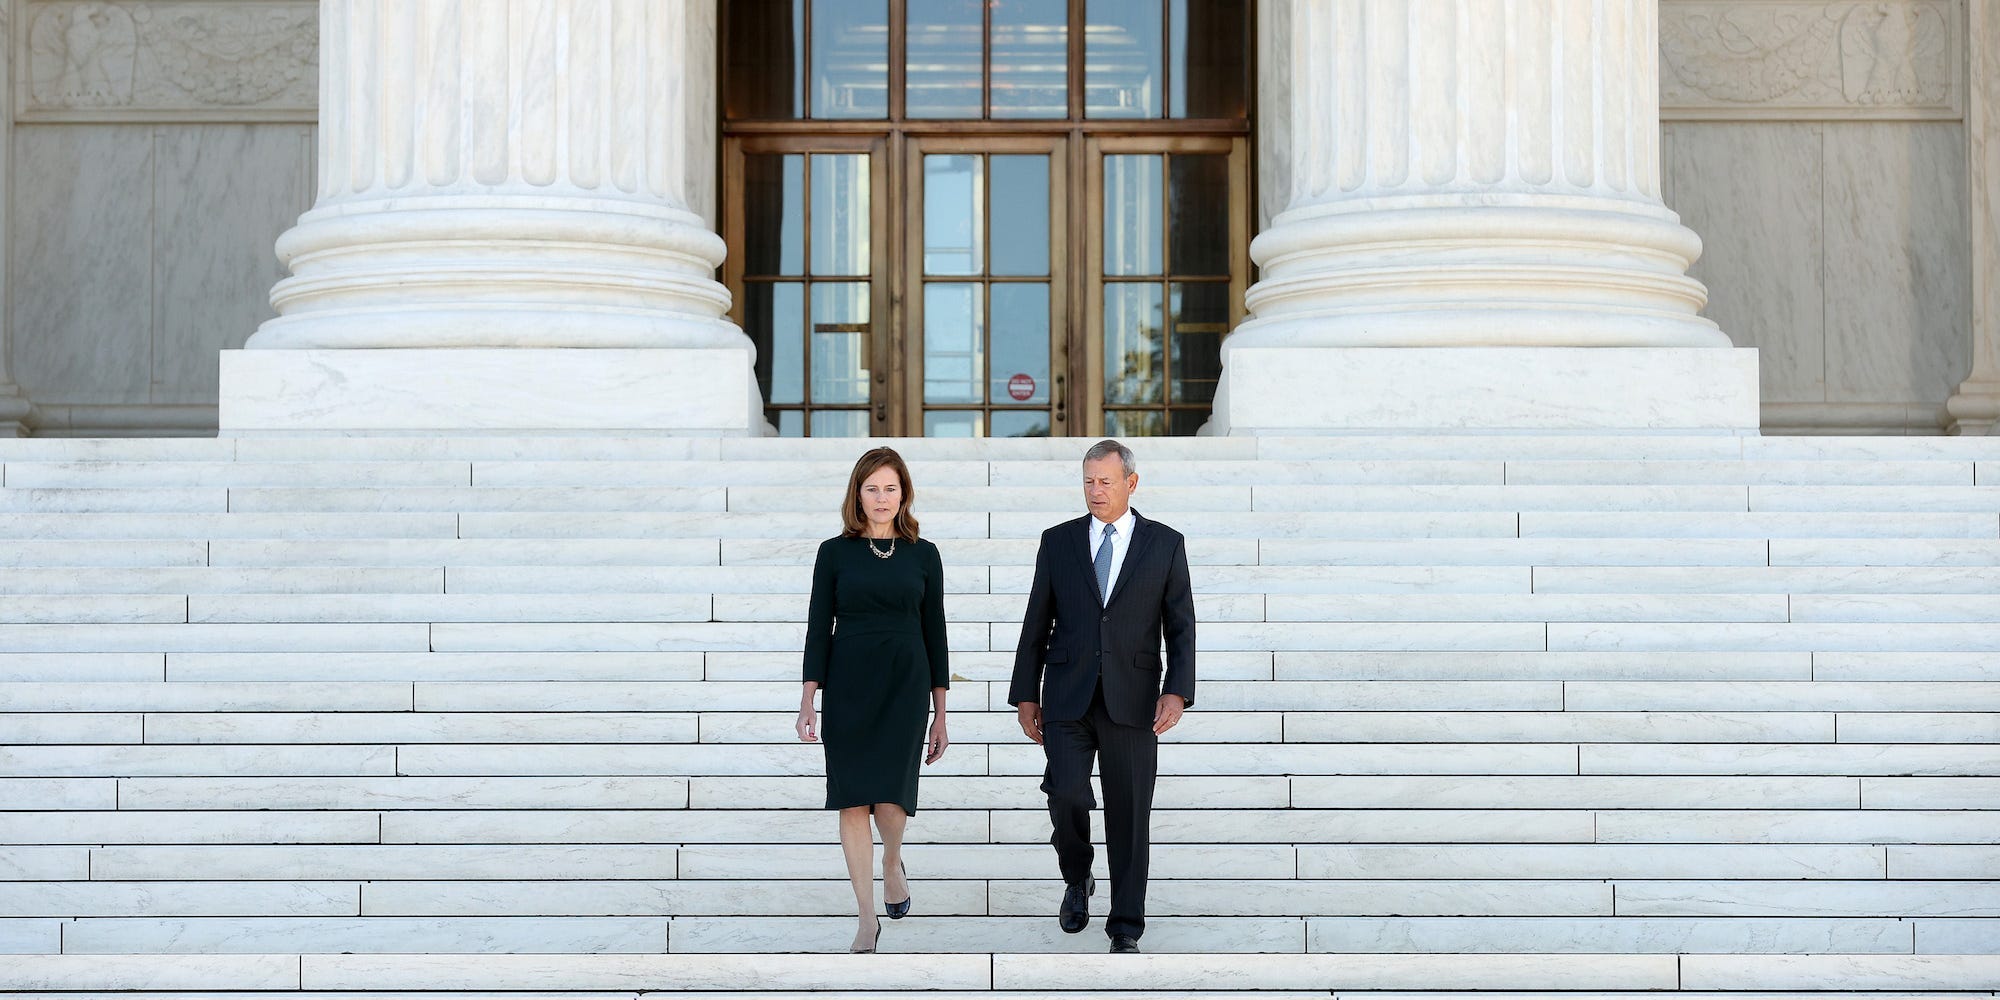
left=991, top=0, right=1068, bottom=118
left=906, top=0, right=983, bottom=118
left=723, top=0, right=803, bottom=119
left=1103, top=155, right=1163, bottom=276
left=989, top=155, right=1050, bottom=276
left=742, top=154, right=804, bottom=276
left=1170, top=0, right=1248, bottom=119
left=989, top=284, right=1051, bottom=405
left=924, top=155, right=984, bottom=275
left=1169, top=282, right=1227, bottom=405
left=746, top=282, right=807, bottom=405
left=812, top=0, right=888, bottom=118
left=773, top=409, right=805, bottom=437
left=812, top=410, right=871, bottom=437
left=811, top=154, right=870, bottom=276
left=1168, top=154, right=1229, bottom=277
left=1086, top=0, right=1163, bottom=118
left=924, top=283, right=985, bottom=403
left=1168, top=408, right=1210, bottom=436
left=924, top=411, right=983, bottom=437
left=1103, top=282, right=1164, bottom=405
left=1103, top=409, right=1166, bottom=437
left=990, top=410, right=1052, bottom=438
left=811, top=283, right=871, bottom=404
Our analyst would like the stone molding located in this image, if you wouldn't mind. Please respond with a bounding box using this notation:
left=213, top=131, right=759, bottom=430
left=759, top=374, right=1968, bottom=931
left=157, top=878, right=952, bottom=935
left=1660, top=0, right=1962, bottom=120
left=18, top=1, right=317, bottom=121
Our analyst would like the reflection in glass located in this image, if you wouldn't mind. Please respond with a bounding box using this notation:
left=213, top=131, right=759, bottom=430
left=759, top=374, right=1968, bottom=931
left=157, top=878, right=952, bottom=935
left=1169, top=154, right=1229, bottom=277
left=1170, top=282, right=1227, bottom=405
left=1170, top=0, right=1248, bottom=119
left=746, top=282, right=806, bottom=405
left=1103, top=409, right=1166, bottom=437
left=924, top=283, right=985, bottom=403
left=812, top=283, right=871, bottom=404
left=1168, top=409, right=1210, bottom=435
left=773, top=410, right=805, bottom=437
left=723, top=0, right=803, bottom=119
left=990, top=410, right=1052, bottom=437
left=989, top=284, right=1050, bottom=404
left=811, top=154, right=871, bottom=276
left=907, top=0, right=983, bottom=118
left=1104, top=155, right=1163, bottom=276
left=812, top=410, right=871, bottom=437
left=992, top=0, right=1068, bottom=118
left=989, top=155, right=1050, bottom=276
left=924, top=411, right=982, bottom=437
left=1086, top=0, right=1163, bottom=118
left=742, top=155, right=804, bottom=276
left=924, top=155, right=984, bottom=275
left=812, top=0, right=888, bottom=118
left=1103, top=282, right=1164, bottom=405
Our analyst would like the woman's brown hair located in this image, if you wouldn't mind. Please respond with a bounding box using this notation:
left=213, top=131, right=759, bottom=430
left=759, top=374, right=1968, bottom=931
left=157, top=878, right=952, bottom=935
left=841, top=447, right=921, bottom=542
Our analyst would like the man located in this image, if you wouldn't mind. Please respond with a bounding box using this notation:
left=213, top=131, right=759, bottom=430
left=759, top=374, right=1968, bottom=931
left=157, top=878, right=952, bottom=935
left=1009, top=439, right=1197, bottom=954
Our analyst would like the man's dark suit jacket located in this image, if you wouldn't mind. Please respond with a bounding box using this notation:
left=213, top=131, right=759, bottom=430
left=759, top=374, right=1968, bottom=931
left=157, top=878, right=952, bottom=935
left=1009, top=510, right=1197, bottom=728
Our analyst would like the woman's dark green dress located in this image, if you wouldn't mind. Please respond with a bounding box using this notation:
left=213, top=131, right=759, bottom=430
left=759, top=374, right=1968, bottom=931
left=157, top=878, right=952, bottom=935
left=803, top=535, right=950, bottom=814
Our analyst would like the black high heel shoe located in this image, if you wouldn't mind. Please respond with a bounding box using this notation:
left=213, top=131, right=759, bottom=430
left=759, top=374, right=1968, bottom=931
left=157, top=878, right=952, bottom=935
left=885, top=861, right=911, bottom=919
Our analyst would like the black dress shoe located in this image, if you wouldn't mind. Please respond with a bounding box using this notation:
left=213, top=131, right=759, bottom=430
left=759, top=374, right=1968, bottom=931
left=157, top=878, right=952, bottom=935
left=1110, top=934, right=1140, bottom=954
left=1058, top=876, right=1095, bottom=934
left=885, top=861, right=911, bottom=919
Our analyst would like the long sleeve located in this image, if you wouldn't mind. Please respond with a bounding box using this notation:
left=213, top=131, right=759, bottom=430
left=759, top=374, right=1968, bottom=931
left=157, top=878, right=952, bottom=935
left=1009, top=531, right=1057, bottom=706
left=1160, top=533, right=1197, bottom=708
left=920, top=541, right=951, bottom=690
left=802, top=539, right=837, bottom=685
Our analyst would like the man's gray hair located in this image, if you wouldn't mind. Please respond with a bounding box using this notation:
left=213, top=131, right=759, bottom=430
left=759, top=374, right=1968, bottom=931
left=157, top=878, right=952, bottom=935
left=1083, top=438, right=1136, bottom=477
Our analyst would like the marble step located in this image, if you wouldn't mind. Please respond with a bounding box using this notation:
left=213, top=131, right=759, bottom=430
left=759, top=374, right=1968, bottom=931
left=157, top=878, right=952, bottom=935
left=5, top=952, right=1998, bottom=992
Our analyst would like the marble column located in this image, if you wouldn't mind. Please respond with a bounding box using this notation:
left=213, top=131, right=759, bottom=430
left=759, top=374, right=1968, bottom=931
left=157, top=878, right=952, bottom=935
left=219, top=0, right=763, bottom=434
left=1947, top=0, right=2000, bottom=435
left=1212, top=0, right=1759, bottom=433
left=0, top=1, right=36, bottom=437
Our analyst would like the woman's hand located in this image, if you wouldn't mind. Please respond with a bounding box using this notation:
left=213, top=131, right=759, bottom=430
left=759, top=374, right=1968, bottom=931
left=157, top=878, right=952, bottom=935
left=796, top=705, right=818, bottom=743
left=925, top=717, right=949, bottom=763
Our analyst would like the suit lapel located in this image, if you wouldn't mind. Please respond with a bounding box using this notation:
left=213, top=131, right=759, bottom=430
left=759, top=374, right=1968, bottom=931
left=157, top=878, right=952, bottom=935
left=1071, top=515, right=1104, bottom=604
left=1104, top=511, right=1154, bottom=609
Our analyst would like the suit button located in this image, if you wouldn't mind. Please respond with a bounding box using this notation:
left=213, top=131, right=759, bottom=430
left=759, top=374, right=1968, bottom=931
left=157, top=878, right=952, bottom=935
left=1100, top=615, right=1109, bottom=622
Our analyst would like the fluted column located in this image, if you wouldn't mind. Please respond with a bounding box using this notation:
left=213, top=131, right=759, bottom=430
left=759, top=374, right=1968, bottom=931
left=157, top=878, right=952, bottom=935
left=1213, top=0, right=1757, bottom=433
left=1947, top=0, right=2000, bottom=435
left=222, top=0, right=761, bottom=434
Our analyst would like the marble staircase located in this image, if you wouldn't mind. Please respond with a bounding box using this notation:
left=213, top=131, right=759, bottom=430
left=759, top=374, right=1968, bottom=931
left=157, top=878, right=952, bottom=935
left=1, top=434, right=1998, bottom=996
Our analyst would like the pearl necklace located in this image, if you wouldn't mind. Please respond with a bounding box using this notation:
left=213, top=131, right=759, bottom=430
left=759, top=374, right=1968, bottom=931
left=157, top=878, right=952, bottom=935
left=867, top=535, right=896, bottom=559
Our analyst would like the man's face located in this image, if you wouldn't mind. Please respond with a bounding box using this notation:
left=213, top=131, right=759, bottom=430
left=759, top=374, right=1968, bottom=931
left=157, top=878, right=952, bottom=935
left=1082, top=455, right=1138, bottom=523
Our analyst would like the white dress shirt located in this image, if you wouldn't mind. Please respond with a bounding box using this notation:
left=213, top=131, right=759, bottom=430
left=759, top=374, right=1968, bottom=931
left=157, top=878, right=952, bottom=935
left=1088, top=508, right=1136, bottom=604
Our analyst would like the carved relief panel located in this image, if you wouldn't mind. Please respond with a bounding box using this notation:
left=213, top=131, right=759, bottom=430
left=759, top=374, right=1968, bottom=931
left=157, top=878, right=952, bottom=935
left=19, top=1, right=316, bottom=120
left=1661, top=1, right=1962, bottom=119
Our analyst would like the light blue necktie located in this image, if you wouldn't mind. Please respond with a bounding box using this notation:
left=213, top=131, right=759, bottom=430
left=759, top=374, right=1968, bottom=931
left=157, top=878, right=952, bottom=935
left=1094, top=523, right=1117, bottom=603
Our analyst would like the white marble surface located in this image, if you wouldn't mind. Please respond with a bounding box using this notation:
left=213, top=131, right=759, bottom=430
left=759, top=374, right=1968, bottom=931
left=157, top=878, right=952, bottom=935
left=89, top=846, right=679, bottom=882
left=1290, top=775, right=1849, bottom=810
left=1680, top=954, right=2000, bottom=990
left=10, top=124, right=154, bottom=404
left=985, top=953, right=1679, bottom=991
left=220, top=349, right=761, bottom=434
left=0, top=881, right=357, bottom=917
left=0, top=955, right=301, bottom=991
left=1306, top=915, right=1911, bottom=954
left=61, top=916, right=668, bottom=955
left=1595, top=809, right=2000, bottom=844
left=1824, top=122, right=1971, bottom=403
left=0, top=810, right=379, bottom=845
left=1213, top=348, right=1761, bottom=433
left=118, top=777, right=687, bottom=812
left=299, top=954, right=992, bottom=991
left=1299, top=844, right=1880, bottom=880
left=152, top=125, right=310, bottom=405
left=1670, top=124, right=1827, bottom=404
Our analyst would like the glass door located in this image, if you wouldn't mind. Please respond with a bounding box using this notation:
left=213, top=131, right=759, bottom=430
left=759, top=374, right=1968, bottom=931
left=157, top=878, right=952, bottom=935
left=904, top=137, right=1071, bottom=437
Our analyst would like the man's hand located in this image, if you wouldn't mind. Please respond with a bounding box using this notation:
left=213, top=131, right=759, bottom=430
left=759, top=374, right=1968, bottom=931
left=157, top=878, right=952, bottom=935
left=1152, top=693, right=1186, bottom=735
left=1017, top=702, right=1044, bottom=745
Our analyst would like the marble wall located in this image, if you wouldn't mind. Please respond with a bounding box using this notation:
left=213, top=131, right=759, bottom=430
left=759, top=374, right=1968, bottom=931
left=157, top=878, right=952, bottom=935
left=9, top=123, right=311, bottom=434
left=1, top=0, right=1985, bottom=435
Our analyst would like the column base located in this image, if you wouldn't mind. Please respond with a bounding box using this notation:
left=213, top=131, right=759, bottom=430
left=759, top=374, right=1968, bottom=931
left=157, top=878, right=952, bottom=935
left=1944, top=379, right=2000, bottom=435
left=1207, top=347, right=1761, bottom=434
left=218, top=348, right=767, bottom=436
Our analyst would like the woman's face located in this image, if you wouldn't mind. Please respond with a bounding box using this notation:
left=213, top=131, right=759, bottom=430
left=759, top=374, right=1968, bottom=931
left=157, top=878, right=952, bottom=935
left=858, top=465, right=903, bottom=528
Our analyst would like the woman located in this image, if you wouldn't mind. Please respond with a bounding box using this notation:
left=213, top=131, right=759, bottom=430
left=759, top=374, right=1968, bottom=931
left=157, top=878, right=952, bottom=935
left=796, top=447, right=950, bottom=954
